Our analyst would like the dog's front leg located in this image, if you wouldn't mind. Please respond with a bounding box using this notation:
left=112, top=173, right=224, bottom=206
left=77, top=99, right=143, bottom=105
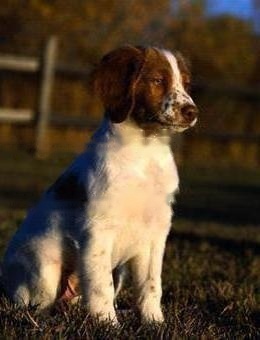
left=80, top=233, right=117, bottom=324
left=131, top=236, right=167, bottom=323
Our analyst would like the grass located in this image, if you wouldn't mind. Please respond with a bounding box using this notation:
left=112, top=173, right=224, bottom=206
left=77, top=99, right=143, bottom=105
left=0, top=149, right=259, bottom=338
left=0, top=210, right=259, bottom=338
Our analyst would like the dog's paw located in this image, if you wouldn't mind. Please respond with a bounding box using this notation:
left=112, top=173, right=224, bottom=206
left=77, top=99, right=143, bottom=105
left=95, top=312, right=119, bottom=326
left=141, top=305, right=164, bottom=323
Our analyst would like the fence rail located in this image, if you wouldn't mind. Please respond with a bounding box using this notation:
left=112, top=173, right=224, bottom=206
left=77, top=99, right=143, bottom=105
left=0, top=36, right=93, bottom=158
left=0, top=36, right=260, bottom=158
left=0, top=53, right=90, bottom=77
left=0, top=109, right=33, bottom=123
left=0, top=54, right=39, bottom=72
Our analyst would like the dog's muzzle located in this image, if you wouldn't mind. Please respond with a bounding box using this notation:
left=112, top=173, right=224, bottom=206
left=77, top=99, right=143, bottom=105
left=180, top=104, right=198, bottom=126
left=160, top=92, right=198, bottom=131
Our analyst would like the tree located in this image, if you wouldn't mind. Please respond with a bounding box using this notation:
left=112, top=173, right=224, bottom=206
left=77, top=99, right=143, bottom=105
left=167, top=3, right=256, bottom=84
left=0, top=0, right=169, bottom=63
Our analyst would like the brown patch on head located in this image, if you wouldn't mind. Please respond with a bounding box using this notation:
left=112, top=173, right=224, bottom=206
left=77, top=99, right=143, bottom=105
left=92, top=45, right=146, bottom=123
left=175, top=52, right=191, bottom=92
left=93, top=46, right=194, bottom=132
left=132, top=47, right=173, bottom=127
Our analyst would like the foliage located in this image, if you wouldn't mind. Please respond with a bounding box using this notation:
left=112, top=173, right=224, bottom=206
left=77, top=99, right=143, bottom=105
left=0, top=0, right=169, bottom=62
left=168, top=14, right=256, bottom=84
left=0, top=0, right=259, bottom=85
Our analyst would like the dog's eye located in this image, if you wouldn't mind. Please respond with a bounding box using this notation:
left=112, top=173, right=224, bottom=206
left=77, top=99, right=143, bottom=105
left=150, top=78, right=163, bottom=86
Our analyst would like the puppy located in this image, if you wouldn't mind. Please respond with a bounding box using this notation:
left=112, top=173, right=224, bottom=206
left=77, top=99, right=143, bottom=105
left=1, top=46, right=198, bottom=323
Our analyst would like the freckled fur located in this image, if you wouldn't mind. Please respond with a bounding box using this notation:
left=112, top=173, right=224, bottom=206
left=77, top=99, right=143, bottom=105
left=0, top=45, right=197, bottom=324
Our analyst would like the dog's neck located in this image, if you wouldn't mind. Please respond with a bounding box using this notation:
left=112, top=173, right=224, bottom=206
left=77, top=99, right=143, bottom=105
left=94, top=118, right=172, bottom=147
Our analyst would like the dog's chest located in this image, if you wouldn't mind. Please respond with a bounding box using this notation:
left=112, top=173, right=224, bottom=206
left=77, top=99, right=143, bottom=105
left=91, top=138, right=178, bottom=265
left=96, top=138, right=179, bottom=227
left=109, top=140, right=176, bottom=191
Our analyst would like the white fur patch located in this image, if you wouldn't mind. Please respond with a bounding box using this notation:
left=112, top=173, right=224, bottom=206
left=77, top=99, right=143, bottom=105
left=161, top=49, right=195, bottom=107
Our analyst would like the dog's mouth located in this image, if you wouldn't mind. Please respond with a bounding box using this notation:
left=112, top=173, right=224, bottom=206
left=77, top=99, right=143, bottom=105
left=137, top=121, right=191, bottom=133
left=145, top=116, right=194, bottom=132
left=170, top=118, right=198, bottom=132
left=131, top=108, right=197, bottom=132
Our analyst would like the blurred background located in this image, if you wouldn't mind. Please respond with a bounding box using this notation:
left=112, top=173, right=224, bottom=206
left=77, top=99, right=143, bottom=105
left=0, top=0, right=260, bottom=224
left=1, top=2, right=259, bottom=335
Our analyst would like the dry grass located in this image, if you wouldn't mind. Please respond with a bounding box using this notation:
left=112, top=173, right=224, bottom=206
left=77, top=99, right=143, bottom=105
left=0, top=150, right=259, bottom=338
left=0, top=211, right=259, bottom=339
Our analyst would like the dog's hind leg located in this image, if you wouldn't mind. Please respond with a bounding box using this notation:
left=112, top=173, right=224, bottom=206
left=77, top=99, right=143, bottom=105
left=2, top=260, right=61, bottom=310
left=29, top=262, right=62, bottom=310
left=27, top=236, right=65, bottom=310
left=2, top=245, right=62, bottom=311
left=1, top=261, right=31, bottom=306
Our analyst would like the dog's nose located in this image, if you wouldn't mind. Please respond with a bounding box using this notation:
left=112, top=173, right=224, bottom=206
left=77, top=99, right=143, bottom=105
left=181, top=104, right=198, bottom=124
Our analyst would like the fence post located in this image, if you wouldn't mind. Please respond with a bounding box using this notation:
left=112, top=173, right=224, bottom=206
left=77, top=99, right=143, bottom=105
left=35, top=36, right=58, bottom=158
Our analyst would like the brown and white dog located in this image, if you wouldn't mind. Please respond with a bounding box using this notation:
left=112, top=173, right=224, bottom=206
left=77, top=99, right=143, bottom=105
left=1, top=46, right=198, bottom=323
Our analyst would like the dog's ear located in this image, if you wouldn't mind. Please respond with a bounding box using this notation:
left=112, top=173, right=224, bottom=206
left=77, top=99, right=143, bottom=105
left=92, top=46, right=145, bottom=123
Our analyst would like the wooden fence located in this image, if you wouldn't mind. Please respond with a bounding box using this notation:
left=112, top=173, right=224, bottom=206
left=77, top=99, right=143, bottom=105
left=0, top=36, right=92, bottom=158
left=0, top=36, right=260, bottom=161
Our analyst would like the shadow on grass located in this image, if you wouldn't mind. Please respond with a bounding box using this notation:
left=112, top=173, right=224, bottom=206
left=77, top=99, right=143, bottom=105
left=176, top=204, right=260, bottom=225
left=170, top=230, right=260, bottom=255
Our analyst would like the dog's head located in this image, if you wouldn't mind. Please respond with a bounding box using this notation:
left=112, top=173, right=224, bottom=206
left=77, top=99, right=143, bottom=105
left=93, top=45, right=198, bottom=132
